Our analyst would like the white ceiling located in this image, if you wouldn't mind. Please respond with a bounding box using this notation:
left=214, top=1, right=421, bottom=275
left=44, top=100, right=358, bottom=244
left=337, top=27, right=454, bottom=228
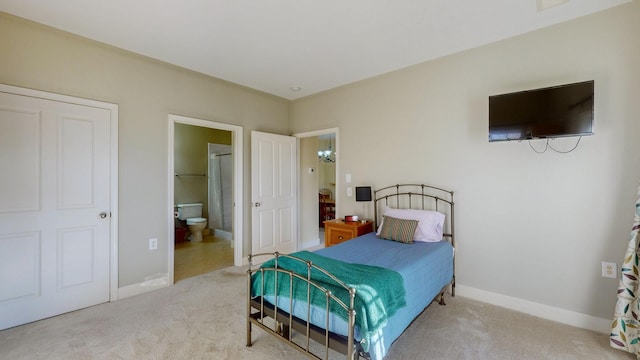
left=0, top=0, right=631, bottom=100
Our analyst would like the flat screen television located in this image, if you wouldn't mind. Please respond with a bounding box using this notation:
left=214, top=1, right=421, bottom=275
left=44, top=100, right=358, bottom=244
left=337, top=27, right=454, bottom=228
left=488, top=80, right=594, bottom=142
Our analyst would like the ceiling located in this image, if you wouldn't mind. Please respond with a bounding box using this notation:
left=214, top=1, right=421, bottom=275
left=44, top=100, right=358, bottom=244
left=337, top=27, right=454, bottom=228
left=0, top=0, right=631, bottom=100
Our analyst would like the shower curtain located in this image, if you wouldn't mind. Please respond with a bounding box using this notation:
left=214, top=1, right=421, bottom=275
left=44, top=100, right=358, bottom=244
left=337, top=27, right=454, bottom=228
left=210, top=154, right=223, bottom=231
left=611, top=182, right=640, bottom=357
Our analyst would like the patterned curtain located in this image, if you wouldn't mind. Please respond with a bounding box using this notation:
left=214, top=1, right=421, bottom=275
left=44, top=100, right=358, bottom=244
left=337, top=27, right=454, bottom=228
left=611, top=183, right=640, bottom=357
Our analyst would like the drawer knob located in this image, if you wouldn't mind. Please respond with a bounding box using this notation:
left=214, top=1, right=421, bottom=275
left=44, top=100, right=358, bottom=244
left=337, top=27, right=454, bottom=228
left=338, top=235, right=343, bottom=240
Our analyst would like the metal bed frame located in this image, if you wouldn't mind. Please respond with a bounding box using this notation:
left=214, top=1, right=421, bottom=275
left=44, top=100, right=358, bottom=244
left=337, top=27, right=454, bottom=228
left=246, top=184, right=455, bottom=359
left=373, top=184, right=455, bottom=296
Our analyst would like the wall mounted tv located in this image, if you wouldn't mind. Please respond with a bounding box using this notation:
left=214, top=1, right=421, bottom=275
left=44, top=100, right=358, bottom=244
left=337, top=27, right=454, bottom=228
left=488, top=80, right=594, bottom=142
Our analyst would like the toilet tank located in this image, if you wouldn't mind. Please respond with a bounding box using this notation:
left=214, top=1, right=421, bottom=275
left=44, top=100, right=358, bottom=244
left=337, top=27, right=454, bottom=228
left=176, top=203, right=203, bottom=220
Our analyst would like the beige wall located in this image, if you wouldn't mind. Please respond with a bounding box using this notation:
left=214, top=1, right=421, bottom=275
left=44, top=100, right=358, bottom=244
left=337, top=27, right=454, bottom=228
left=291, top=2, right=640, bottom=320
left=0, top=13, right=290, bottom=287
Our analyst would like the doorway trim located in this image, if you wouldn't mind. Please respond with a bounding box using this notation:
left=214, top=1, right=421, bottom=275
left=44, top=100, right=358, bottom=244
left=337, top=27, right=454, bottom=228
left=168, top=114, right=244, bottom=284
left=293, top=127, right=339, bottom=249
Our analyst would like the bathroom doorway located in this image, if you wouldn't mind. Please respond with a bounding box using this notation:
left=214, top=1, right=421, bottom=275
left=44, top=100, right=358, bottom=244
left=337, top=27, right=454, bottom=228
left=168, top=114, right=244, bottom=284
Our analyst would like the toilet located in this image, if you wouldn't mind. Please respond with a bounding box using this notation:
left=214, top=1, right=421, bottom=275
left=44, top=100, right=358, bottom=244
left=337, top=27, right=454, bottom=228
left=176, top=203, right=207, bottom=242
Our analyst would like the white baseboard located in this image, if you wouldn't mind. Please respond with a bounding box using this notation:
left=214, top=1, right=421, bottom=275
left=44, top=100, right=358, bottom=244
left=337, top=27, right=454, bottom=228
left=213, top=229, right=232, bottom=241
left=300, top=238, right=323, bottom=251
left=117, top=273, right=170, bottom=300
left=456, top=285, right=611, bottom=334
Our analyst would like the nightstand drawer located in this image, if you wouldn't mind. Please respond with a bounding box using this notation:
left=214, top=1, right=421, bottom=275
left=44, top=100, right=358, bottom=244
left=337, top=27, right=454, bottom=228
left=326, top=228, right=355, bottom=246
left=323, top=219, right=374, bottom=247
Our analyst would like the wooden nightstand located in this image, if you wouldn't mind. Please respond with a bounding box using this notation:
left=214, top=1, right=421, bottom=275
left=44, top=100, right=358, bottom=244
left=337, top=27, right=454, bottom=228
left=324, top=219, right=374, bottom=247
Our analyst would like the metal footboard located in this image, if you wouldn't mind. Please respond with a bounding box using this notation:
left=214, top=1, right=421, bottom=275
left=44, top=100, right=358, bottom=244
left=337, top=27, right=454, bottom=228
left=246, top=252, right=359, bottom=360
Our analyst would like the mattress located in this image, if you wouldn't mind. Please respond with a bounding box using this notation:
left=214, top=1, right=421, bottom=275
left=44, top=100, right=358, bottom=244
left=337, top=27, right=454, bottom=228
left=262, top=232, right=453, bottom=360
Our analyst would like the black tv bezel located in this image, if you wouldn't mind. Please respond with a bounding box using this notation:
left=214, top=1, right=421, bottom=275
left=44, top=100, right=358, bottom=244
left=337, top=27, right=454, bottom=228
left=488, top=80, right=594, bottom=142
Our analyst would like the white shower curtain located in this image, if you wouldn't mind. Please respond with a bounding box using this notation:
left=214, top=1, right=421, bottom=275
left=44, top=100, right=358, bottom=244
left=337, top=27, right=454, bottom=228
left=611, top=182, right=640, bottom=357
left=210, top=154, right=224, bottom=231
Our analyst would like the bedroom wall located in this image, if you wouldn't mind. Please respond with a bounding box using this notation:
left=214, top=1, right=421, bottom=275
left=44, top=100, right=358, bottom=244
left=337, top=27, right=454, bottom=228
left=290, top=1, right=640, bottom=323
left=0, top=12, right=290, bottom=288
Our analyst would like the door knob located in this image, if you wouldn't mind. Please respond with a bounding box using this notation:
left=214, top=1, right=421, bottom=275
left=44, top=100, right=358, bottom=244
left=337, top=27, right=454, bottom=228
left=99, top=212, right=109, bottom=219
left=252, top=202, right=261, bottom=207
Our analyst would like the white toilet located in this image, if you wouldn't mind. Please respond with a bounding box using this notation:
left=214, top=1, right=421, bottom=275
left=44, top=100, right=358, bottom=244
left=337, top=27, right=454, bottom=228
left=176, top=203, right=207, bottom=242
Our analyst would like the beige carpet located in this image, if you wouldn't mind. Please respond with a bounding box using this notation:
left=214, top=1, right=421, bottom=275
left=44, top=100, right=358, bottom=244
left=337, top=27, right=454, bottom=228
left=0, top=266, right=634, bottom=360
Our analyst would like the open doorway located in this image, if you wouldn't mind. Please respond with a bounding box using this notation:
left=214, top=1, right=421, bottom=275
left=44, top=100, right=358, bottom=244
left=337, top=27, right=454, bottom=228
left=295, top=128, right=338, bottom=250
left=168, top=114, right=244, bottom=284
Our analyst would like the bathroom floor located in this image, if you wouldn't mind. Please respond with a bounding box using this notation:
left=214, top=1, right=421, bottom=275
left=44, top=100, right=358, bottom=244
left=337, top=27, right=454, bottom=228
left=174, top=234, right=234, bottom=283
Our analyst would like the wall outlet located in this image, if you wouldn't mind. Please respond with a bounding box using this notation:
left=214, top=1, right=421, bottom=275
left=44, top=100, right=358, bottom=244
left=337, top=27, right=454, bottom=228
left=149, top=238, right=158, bottom=250
left=347, top=187, right=352, bottom=197
left=602, top=261, right=617, bottom=279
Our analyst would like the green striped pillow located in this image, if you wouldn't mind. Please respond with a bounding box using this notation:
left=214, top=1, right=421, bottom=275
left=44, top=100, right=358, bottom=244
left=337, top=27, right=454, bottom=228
left=378, top=216, right=418, bottom=244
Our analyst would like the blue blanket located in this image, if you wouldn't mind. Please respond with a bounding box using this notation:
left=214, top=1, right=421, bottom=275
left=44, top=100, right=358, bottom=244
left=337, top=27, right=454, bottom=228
left=251, top=251, right=406, bottom=343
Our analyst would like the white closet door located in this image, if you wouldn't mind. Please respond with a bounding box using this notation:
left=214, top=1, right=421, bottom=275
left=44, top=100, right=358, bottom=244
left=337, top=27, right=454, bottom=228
left=0, top=91, right=112, bottom=330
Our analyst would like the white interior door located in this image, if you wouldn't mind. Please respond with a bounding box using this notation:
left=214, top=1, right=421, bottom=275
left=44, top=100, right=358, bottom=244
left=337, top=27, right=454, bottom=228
left=251, top=131, right=297, bottom=257
left=0, top=90, right=112, bottom=330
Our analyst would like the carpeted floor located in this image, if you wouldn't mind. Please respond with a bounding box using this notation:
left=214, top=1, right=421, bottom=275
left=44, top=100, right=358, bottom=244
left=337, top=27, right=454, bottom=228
left=0, top=266, right=634, bottom=360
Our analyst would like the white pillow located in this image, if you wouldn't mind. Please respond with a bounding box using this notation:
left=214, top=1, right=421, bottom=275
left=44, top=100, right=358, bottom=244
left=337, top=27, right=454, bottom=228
left=376, top=206, right=445, bottom=242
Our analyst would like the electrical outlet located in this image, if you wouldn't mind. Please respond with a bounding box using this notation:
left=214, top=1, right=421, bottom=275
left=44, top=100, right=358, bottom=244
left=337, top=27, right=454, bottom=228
left=347, top=187, right=353, bottom=197
left=602, top=261, right=617, bottom=279
left=149, top=238, right=158, bottom=250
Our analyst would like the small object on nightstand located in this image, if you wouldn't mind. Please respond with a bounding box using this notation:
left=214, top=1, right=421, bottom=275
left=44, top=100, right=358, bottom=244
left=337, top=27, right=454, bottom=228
left=344, top=215, right=358, bottom=222
left=324, top=219, right=374, bottom=247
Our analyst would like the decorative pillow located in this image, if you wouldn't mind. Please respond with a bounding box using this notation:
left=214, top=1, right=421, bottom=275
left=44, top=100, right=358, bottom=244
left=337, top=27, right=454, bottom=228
left=376, top=206, right=445, bottom=242
left=377, top=216, right=418, bottom=244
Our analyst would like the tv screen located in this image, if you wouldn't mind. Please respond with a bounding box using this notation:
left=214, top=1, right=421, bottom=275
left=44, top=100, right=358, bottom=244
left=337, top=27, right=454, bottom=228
left=488, top=80, right=594, bottom=142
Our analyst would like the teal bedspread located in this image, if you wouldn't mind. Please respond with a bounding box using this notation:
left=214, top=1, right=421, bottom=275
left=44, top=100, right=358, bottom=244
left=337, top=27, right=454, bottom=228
left=251, top=251, right=406, bottom=343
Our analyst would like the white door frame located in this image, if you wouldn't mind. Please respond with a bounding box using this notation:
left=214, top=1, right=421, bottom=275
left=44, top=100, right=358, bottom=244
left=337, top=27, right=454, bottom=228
left=0, top=83, right=119, bottom=301
left=293, top=128, right=339, bottom=248
left=167, top=114, right=244, bottom=283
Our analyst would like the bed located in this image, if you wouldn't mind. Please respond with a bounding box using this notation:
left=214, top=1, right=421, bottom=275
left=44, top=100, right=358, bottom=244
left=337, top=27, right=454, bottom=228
left=246, top=184, right=455, bottom=360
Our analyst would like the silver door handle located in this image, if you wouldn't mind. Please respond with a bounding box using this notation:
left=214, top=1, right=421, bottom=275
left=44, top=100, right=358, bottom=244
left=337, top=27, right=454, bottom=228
left=99, top=212, right=109, bottom=219
left=252, top=202, right=261, bottom=207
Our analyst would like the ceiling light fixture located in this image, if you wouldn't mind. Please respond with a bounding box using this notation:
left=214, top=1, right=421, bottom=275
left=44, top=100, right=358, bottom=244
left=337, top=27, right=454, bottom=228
left=290, top=86, right=302, bottom=92
left=318, top=133, right=335, bottom=163
left=537, top=0, right=570, bottom=11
